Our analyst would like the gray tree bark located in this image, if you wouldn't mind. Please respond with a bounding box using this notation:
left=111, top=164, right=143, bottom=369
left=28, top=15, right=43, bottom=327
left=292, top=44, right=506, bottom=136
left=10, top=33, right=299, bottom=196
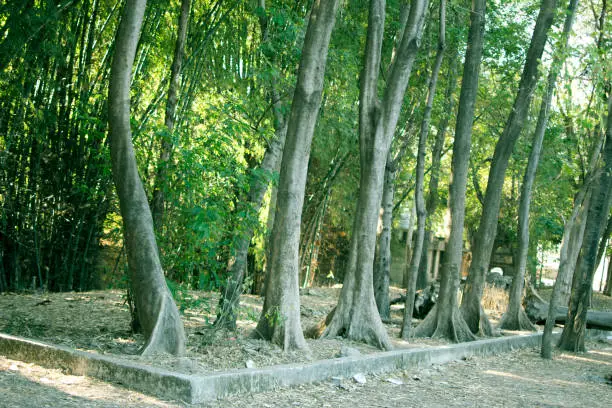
left=254, top=0, right=340, bottom=351
left=401, top=0, right=446, bottom=340
left=108, top=0, right=186, bottom=356
left=151, top=0, right=191, bottom=230
left=322, top=0, right=428, bottom=350
left=413, top=0, right=486, bottom=343
left=558, top=98, right=612, bottom=352
left=461, top=0, right=558, bottom=336
left=373, top=156, right=395, bottom=321
left=417, top=55, right=458, bottom=289
left=541, top=124, right=607, bottom=356
left=501, top=0, right=579, bottom=333
left=604, top=248, right=612, bottom=296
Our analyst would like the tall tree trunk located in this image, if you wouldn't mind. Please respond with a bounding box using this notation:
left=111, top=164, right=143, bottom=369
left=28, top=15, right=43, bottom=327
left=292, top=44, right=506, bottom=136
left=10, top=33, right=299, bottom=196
left=501, top=0, right=579, bottom=333
left=417, top=54, right=458, bottom=289
left=254, top=0, right=340, bottom=351
left=553, top=130, right=606, bottom=306
left=413, top=0, right=486, bottom=343
left=460, top=0, right=558, bottom=336
left=558, top=99, right=612, bottom=352
left=604, top=248, right=612, bottom=295
left=322, top=0, right=428, bottom=350
left=558, top=202, right=590, bottom=303
left=401, top=0, right=446, bottom=339
left=541, top=192, right=590, bottom=358
left=215, top=123, right=287, bottom=328
left=151, top=0, right=191, bottom=230
left=108, top=0, right=186, bottom=356
left=374, top=156, right=395, bottom=321
left=595, top=214, right=612, bottom=271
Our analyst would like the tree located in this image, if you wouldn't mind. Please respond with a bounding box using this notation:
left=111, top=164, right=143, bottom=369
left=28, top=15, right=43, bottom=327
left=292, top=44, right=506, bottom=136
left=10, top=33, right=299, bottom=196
left=401, top=0, right=447, bottom=340
left=321, top=0, right=429, bottom=350
left=215, top=0, right=290, bottom=330
left=372, top=1, right=414, bottom=322
left=412, top=0, right=486, bottom=343
left=151, top=0, right=191, bottom=230
left=416, top=54, right=458, bottom=292
left=558, top=97, right=612, bottom=352
left=460, top=0, right=558, bottom=336
left=108, top=0, right=186, bottom=355
left=500, top=0, right=579, bottom=332
left=254, top=0, right=340, bottom=351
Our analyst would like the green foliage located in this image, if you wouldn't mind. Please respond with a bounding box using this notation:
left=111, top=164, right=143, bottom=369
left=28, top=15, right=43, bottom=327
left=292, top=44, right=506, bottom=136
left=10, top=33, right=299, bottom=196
left=2, top=0, right=610, bottom=297
left=166, top=278, right=211, bottom=317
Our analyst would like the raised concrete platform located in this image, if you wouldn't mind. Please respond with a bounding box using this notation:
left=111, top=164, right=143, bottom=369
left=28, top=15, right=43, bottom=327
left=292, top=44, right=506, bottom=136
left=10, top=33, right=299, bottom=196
left=0, top=332, right=547, bottom=403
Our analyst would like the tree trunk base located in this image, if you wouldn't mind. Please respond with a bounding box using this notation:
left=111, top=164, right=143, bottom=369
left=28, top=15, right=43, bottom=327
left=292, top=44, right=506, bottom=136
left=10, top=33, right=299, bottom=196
left=213, top=282, right=239, bottom=331
left=461, top=303, right=497, bottom=337
left=412, top=305, right=478, bottom=342
left=558, top=326, right=587, bottom=353
left=498, top=307, right=537, bottom=331
left=321, top=303, right=393, bottom=350
left=252, top=319, right=309, bottom=352
left=304, top=306, right=335, bottom=339
left=140, top=293, right=186, bottom=356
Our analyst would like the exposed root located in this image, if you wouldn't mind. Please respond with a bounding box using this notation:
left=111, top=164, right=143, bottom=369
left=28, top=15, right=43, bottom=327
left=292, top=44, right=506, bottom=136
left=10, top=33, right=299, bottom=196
left=304, top=307, right=335, bottom=339
left=412, top=305, right=478, bottom=343
left=140, top=293, right=186, bottom=356
left=322, top=305, right=393, bottom=350
left=498, top=307, right=537, bottom=331
left=461, top=303, right=498, bottom=337
left=412, top=305, right=438, bottom=338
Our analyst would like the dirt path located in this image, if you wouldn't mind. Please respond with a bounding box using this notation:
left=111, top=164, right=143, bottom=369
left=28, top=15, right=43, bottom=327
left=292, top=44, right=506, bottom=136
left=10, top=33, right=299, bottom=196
left=2, top=344, right=611, bottom=407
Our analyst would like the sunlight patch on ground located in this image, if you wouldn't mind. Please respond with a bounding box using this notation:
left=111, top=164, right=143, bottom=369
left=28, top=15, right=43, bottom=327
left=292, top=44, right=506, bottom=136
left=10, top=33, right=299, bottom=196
left=559, top=354, right=612, bottom=366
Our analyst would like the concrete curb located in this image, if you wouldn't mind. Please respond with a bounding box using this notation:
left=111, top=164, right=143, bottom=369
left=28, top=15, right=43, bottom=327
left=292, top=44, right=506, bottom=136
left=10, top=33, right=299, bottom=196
left=1, top=332, right=547, bottom=403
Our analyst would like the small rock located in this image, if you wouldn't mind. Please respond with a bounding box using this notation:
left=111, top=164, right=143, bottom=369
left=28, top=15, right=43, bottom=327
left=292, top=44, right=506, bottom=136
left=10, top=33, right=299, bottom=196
left=8, top=364, right=18, bottom=371
left=386, top=377, right=403, bottom=385
left=412, top=375, right=421, bottom=381
left=336, top=346, right=361, bottom=358
left=245, top=359, right=255, bottom=369
left=353, top=373, right=367, bottom=384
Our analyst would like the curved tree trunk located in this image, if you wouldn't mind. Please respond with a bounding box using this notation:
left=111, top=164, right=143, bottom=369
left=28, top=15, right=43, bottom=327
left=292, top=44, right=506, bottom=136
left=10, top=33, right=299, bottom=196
left=215, top=123, right=287, bottom=329
left=254, top=0, right=340, bottom=351
left=558, top=100, right=612, bottom=352
left=108, top=0, right=186, bottom=356
left=501, top=0, right=579, bottom=333
left=151, top=0, right=191, bottom=230
left=461, top=0, right=558, bottom=336
left=215, top=1, right=289, bottom=329
left=413, top=0, right=486, bottom=343
left=401, top=0, right=446, bottom=339
left=557, top=203, right=589, bottom=305
left=322, top=0, right=428, bottom=350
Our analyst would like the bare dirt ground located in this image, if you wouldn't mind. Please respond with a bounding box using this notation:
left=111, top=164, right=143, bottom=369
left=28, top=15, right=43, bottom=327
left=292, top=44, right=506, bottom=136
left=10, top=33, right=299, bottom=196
left=1, top=287, right=611, bottom=407
left=1, top=344, right=611, bottom=407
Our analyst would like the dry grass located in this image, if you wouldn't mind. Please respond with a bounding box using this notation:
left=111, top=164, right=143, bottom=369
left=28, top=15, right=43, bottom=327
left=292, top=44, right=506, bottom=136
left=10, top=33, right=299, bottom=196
left=481, top=284, right=509, bottom=315
left=0, top=286, right=446, bottom=375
